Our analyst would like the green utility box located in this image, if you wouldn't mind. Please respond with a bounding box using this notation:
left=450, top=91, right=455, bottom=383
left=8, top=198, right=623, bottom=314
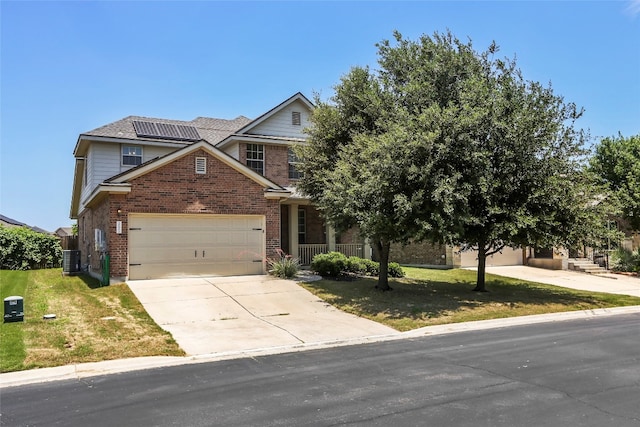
left=4, top=296, right=24, bottom=323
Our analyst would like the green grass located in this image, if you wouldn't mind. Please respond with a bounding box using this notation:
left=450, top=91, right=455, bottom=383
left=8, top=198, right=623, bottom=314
left=300, top=267, right=640, bottom=331
left=0, top=271, right=28, bottom=371
left=0, top=269, right=184, bottom=373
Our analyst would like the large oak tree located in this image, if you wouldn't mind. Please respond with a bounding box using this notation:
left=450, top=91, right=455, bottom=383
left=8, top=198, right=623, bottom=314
left=298, top=31, right=599, bottom=291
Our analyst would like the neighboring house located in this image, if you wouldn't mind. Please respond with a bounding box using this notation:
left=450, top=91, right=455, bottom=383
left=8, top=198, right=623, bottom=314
left=0, top=214, right=50, bottom=234
left=54, top=227, right=74, bottom=238
left=0, top=214, right=25, bottom=228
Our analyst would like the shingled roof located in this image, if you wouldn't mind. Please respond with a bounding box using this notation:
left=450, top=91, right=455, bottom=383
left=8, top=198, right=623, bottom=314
left=82, top=115, right=252, bottom=145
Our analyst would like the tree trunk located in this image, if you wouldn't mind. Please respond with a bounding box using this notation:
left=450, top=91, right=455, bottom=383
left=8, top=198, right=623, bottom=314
left=473, top=243, right=488, bottom=292
left=375, top=239, right=392, bottom=291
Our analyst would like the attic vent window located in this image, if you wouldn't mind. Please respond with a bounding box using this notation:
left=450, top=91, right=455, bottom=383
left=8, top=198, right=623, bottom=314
left=292, top=111, right=301, bottom=126
left=195, top=157, right=206, bottom=174
left=132, top=120, right=201, bottom=142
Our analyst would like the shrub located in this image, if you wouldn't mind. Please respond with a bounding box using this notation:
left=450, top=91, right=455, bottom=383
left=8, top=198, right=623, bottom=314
left=311, top=252, right=348, bottom=277
left=267, top=250, right=300, bottom=279
left=362, top=259, right=380, bottom=276
left=0, top=226, right=62, bottom=270
left=611, top=247, right=640, bottom=273
left=311, top=253, right=405, bottom=278
left=346, top=256, right=368, bottom=275
left=388, top=262, right=406, bottom=278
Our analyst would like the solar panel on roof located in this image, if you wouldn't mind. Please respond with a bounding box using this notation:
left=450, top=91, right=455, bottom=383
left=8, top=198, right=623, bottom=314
left=132, top=120, right=201, bottom=142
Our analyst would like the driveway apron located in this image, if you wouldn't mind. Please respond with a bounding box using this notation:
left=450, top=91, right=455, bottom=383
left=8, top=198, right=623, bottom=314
left=127, top=275, right=398, bottom=356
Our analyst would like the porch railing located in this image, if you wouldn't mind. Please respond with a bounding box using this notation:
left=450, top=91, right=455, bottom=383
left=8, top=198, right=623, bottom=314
left=336, top=244, right=364, bottom=258
left=298, top=243, right=365, bottom=265
left=298, top=244, right=327, bottom=266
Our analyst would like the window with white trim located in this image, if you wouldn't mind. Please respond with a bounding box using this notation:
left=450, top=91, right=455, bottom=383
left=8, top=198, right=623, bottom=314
left=246, top=144, right=264, bottom=175
left=84, top=158, right=88, bottom=187
left=195, top=157, right=206, bottom=174
left=288, top=147, right=303, bottom=180
left=298, top=208, right=306, bottom=244
left=122, top=145, right=143, bottom=166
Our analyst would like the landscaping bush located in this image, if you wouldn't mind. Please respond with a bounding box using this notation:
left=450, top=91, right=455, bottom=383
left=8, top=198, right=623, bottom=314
left=311, top=252, right=349, bottom=277
left=388, top=262, right=406, bottom=278
left=0, top=226, right=62, bottom=270
left=267, top=250, right=301, bottom=279
left=611, top=247, right=640, bottom=274
left=311, top=252, right=405, bottom=278
left=346, top=256, right=368, bottom=275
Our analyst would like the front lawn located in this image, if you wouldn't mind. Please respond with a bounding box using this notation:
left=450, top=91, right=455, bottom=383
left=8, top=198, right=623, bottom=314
left=0, top=269, right=184, bottom=373
left=299, top=267, right=640, bottom=331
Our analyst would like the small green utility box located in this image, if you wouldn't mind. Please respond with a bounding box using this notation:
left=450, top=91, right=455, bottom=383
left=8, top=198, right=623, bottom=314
left=4, top=296, right=24, bottom=323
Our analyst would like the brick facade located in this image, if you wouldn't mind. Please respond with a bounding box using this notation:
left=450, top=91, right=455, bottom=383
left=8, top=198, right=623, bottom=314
left=373, top=240, right=448, bottom=265
left=337, top=227, right=361, bottom=244
left=77, top=198, right=112, bottom=276
left=239, top=143, right=295, bottom=187
left=81, top=149, right=282, bottom=281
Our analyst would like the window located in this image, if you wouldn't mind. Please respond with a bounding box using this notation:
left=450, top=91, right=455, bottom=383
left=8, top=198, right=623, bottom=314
left=195, top=157, right=206, bottom=174
left=292, top=111, right=301, bottom=126
left=246, top=144, right=264, bottom=175
left=122, top=146, right=143, bottom=166
left=83, top=158, right=88, bottom=187
left=298, top=208, right=306, bottom=244
left=288, top=147, right=303, bottom=180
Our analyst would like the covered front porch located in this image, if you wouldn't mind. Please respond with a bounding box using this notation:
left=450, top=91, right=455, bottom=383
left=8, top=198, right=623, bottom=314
left=280, top=203, right=369, bottom=265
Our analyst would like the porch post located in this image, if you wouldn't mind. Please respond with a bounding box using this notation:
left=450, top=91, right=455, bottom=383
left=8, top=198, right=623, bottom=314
left=364, top=238, right=373, bottom=260
left=289, top=204, right=299, bottom=258
left=326, top=224, right=336, bottom=252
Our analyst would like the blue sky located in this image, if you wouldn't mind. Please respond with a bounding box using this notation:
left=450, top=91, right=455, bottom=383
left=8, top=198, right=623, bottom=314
left=1, top=1, right=639, bottom=232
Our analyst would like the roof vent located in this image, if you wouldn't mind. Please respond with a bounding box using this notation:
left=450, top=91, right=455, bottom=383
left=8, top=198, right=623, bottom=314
left=195, top=157, right=206, bottom=174
left=132, top=120, right=201, bottom=142
left=292, top=111, right=301, bottom=126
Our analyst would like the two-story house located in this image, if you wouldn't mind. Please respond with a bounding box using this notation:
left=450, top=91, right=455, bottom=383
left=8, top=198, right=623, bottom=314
left=71, top=92, right=529, bottom=283
left=70, top=93, right=368, bottom=283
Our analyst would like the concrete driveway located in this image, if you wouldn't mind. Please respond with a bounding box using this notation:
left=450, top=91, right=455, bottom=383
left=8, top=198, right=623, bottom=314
left=127, top=275, right=398, bottom=356
left=483, top=266, right=640, bottom=297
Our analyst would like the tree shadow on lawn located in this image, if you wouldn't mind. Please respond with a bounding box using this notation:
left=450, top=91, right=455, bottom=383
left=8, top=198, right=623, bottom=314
left=303, top=273, right=630, bottom=331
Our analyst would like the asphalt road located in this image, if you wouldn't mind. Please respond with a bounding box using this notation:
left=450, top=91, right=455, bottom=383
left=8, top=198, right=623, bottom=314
left=2, top=313, right=639, bottom=427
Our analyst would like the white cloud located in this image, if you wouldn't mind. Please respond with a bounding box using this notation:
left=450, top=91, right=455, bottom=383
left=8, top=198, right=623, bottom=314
left=626, top=0, right=640, bottom=17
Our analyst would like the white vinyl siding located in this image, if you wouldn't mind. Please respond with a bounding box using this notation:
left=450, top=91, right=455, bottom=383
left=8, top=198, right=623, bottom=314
left=224, top=142, right=240, bottom=160
left=79, top=142, right=178, bottom=211
left=247, top=100, right=310, bottom=139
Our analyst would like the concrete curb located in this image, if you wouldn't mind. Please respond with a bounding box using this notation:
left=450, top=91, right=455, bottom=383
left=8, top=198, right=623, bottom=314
left=2, top=305, right=639, bottom=389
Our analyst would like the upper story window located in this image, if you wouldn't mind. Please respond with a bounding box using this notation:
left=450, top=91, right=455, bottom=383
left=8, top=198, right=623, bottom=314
left=292, top=111, right=301, bottom=126
left=122, top=146, right=143, bottom=166
left=298, top=208, right=306, bottom=244
left=288, top=147, right=303, bottom=180
left=246, top=144, right=264, bottom=175
left=83, top=158, right=89, bottom=187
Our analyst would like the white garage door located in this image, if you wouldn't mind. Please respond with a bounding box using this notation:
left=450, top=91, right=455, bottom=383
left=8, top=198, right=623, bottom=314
left=460, top=246, right=524, bottom=268
left=128, top=214, right=265, bottom=280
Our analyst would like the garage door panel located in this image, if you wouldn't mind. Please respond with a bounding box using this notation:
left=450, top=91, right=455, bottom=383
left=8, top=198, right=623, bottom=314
left=129, top=214, right=265, bottom=280
left=459, top=246, right=523, bottom=268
